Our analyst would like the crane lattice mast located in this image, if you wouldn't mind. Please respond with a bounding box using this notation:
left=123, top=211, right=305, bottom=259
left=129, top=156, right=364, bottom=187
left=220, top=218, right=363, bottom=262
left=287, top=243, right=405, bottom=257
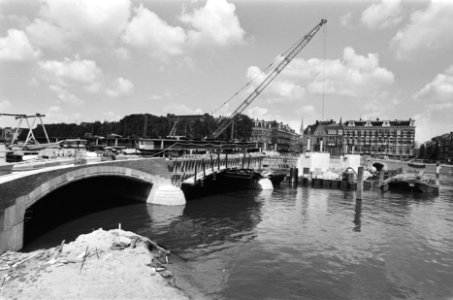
left=210, top=19, right=327, bottom=139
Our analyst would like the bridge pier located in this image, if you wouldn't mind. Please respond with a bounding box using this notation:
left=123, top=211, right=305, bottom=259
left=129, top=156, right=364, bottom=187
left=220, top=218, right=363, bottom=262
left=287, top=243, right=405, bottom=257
left=257, top=178, right=274, bottom=190
left=147, top=179, right=186, bottom=206
left=0, top=196, right=26, bottom=253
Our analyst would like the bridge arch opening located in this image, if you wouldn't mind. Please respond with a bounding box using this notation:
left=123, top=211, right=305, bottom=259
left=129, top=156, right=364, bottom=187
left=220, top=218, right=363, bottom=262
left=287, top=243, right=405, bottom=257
left=23, top=175, right=152, bottom=249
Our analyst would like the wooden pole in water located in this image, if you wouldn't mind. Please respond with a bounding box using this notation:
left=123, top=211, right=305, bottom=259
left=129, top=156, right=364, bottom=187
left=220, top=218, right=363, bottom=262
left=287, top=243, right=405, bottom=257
left=289, top=167, right=299, bottom=187
left=217, top=152, right=220, bottom=170
left=194, top=161, right=198, bottom=182
left=357, top=166, right=364, bottom=200
left=210, top=155, right=214, bottom=172
left=225, top=153, right=229, bottom=168
left=202, top=159, right=206, bottom=178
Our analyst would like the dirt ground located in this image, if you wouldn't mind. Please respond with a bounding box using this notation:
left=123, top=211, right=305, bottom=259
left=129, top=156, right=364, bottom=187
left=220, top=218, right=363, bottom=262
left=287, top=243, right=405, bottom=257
left=0, top=229, right=192, bottom=300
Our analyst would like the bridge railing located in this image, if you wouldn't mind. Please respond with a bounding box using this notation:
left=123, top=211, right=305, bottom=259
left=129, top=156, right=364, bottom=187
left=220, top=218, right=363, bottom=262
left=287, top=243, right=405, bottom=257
left=169, top=154, right=265, bottom=186
left=262, top=155, right=298, bottom=169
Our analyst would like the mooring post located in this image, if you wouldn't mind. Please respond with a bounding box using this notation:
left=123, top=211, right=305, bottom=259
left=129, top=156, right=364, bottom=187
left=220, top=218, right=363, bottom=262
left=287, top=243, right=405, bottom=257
left=194, top=161, right=198, bottom=182
left=217, top=152, right=220, bottom=170
left=248, top=155, right=251, bottom=168
left=242, top=149, right=246, bottom=168
left=202, top=159, right=206, bottom=178
left=225, top=153, right=229, bottom=168
left=210, top=155, right=214, bottom=172
left=357, top=166, right=364, bottom=200
left=289, top=167, right=299, bottom=187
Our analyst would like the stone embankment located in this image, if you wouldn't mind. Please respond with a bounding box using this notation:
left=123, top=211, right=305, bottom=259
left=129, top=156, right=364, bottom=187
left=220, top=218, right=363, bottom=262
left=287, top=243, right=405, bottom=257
left=0, top=229, right=192, bottom=299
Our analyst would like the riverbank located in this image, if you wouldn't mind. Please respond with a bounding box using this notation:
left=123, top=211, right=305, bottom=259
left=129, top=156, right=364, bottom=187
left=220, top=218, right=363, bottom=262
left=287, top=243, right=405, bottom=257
left=0, top=229, right=192, bottom=299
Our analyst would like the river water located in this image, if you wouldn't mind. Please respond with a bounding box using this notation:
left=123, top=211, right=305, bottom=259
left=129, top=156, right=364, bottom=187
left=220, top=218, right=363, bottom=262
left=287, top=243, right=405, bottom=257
left=26, top=174, right=453, bottom=299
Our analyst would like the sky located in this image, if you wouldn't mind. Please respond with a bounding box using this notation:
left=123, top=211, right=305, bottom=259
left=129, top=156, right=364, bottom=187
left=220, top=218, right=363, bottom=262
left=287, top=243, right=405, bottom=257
left=0, top=0, right=452, bottom=143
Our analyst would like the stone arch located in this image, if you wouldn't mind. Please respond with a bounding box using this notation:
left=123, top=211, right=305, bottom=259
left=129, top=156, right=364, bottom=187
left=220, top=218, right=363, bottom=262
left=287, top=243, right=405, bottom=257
left=23, top=166, right=168, bottom=209
left=1, top=166, right=170, bottom=252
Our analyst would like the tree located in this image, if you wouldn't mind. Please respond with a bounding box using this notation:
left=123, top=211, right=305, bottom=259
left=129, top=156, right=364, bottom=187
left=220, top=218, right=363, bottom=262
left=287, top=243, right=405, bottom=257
left=418, top=144, right=425, bottom=159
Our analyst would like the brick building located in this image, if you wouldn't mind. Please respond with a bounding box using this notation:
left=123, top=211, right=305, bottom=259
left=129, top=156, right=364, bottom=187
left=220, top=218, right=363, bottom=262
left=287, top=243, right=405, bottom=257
left=250, top=119, right=301, bottom=152
left=421, top=132, right=453, bottom=163
left=303, top=119, right=416, bottom=159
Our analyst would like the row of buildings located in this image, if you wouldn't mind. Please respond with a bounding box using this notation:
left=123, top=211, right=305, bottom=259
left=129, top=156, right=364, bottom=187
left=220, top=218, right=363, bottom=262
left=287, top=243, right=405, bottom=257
left=249, top=118, right=416, bottom=159
left=420, top=132, right=453, bottom=163
left=2, top=117, right=421, bottom=160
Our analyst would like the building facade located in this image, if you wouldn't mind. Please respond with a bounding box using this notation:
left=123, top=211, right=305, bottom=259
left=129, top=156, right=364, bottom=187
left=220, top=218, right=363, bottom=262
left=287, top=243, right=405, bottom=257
left=304, top=119, right=416, bottom=159
left=421, top=132, right=453, bottom=163
left=250, top=119, right=301, bottom=152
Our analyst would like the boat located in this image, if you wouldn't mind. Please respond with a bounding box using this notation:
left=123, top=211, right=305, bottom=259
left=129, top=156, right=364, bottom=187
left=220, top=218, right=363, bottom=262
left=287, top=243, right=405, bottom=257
left=385, top=172, right=439, bottom=194
left=407, top=161, right=426, bottom=169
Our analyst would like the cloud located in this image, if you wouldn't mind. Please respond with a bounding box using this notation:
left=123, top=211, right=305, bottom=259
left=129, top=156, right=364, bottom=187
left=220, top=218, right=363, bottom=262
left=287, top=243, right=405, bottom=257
left=37, top=57, right=102, bottom=106
left=0, top=99, right=12, bottom=110
left=113, top=47, right=130, bottom=60
left=25, top=18, right=68, bottom=52
left=121, top=0, right=245, bottom=59
left=162, top=103, right=203, bottom=115
left=122, top=5, right=186, bottom=58
left=412, top=65, right=453, bottom=142
left=246, top=47, right=394, bottom=103
left=361, top=0, right=403, bottom=29
left=49, top=84, right=84, bottom=105
left=37, top=57, right=102, bottom=86
left=391, top=1, right=453, bottom=59
left=0, top=29, right=41, bottom=62
left=414, top=65, right=453, bottom=107
left=181, top=0, right=245, bottom=47
left=246, top=65, right=305, bottom=102
left=106, top=77, right=134, bottom=97
left=246, top=106, right=271, bottom=120
left=35, top=0, right=131, bottom=52
left=339, top=12, right=352, bottom=27
left=48, top=105, right=62, bottom=113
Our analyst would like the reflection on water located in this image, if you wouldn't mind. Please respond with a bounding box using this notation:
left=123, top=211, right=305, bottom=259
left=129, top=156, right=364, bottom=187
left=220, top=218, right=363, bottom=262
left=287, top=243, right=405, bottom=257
left=353, top=200, right=362, bottom=232
left=26, top=175, right=453, bottom=299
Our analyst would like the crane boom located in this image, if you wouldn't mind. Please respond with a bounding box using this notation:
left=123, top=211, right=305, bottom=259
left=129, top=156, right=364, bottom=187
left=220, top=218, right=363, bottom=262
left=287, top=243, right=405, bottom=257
left=211, top=18, right=327, bottom=139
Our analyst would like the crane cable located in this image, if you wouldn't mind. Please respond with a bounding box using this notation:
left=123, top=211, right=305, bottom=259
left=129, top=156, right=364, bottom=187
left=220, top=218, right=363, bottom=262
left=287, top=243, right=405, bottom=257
left=322, top=21, right=327, bottom=123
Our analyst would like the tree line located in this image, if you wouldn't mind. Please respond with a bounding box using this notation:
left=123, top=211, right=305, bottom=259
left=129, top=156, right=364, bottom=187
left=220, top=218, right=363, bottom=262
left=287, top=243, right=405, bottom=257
left=27, top=113, right=253, bottom=141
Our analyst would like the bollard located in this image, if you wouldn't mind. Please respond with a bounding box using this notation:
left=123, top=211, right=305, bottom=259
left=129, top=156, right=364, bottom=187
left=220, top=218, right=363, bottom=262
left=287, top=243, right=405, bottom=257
left=225, top=153, right=228, bottom=168
left=217, top=152, right=220, bottom=170
left=357, top=166, right=364, bottom=200
left=202, top=159, right=206, bottom=178
left=194, top=162, right=198, bottom=182
left=248, top=155, right=251, bottom=168
left=289, top=167, right=298, bottom=187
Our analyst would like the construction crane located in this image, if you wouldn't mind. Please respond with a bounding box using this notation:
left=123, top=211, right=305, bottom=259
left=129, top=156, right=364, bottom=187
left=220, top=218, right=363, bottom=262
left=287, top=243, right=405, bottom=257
left=210, top=18, right=327, bottom=139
